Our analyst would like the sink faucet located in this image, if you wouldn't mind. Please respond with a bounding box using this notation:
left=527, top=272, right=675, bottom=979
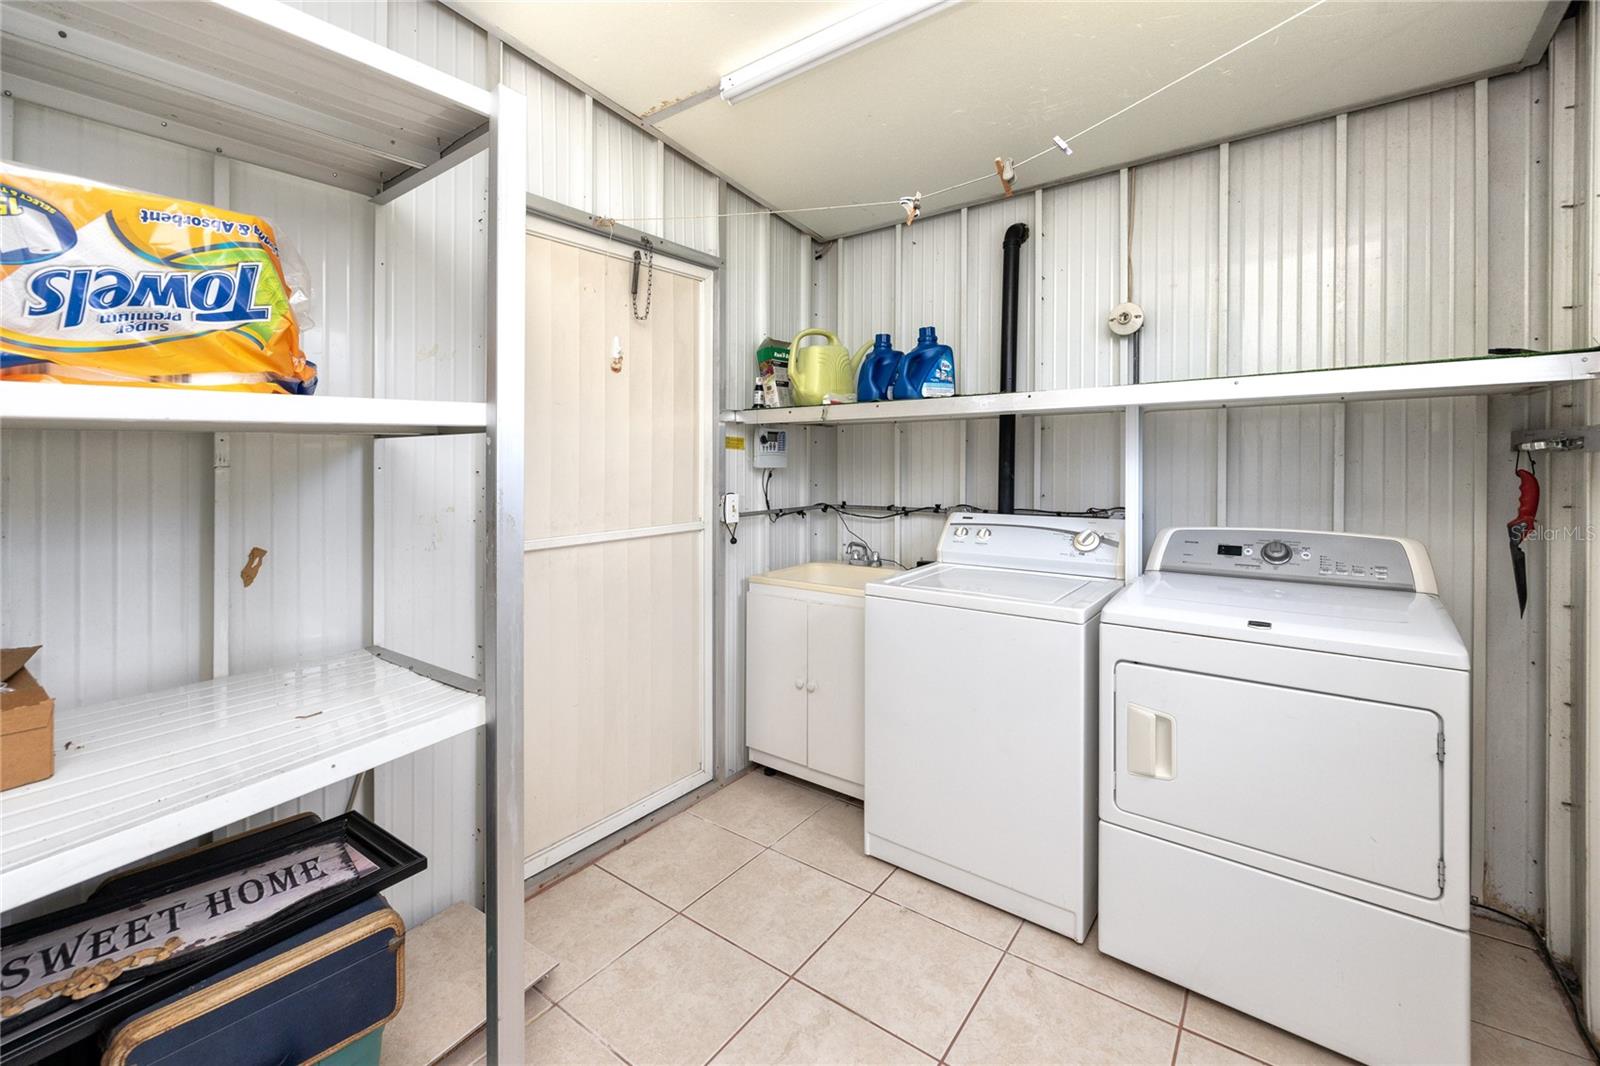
left=843, top=539, right=881, bottom=568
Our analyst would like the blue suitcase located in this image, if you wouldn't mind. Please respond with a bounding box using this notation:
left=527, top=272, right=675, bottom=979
left=101, top=894, right=404, bottom=1066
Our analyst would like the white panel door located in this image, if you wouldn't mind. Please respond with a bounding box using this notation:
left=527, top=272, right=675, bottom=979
left=523, top=220, right=713, bottom=873
left=744, top=589, right=808, bottom=766
left=806, top=601, right=866, bottom=786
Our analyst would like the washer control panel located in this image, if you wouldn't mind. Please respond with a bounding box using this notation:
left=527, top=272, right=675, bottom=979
left=1151, top=528, right=1419, bottom=591
left=938, top=512, right=1124, bottom=579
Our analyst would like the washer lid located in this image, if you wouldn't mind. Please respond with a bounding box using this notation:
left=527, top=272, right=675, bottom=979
left=868, top=562, right=1122, bottom=623
left=1103, top=572, right=1468, bottom=670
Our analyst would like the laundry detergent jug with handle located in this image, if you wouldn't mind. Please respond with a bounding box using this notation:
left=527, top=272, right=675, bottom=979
left=855, top=333, right=903, bottom=402
left=788, top=328, right=859, bottom=405
left=893, top=326, right=956, bottom=399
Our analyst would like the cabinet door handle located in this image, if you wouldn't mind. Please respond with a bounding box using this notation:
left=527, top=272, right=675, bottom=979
left=794, top=679, right=805, bottom=690
left=806, top=681, right=817, bottom=693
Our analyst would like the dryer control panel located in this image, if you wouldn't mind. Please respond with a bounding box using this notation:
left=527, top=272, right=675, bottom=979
left=1149, top=528, right=1433, bottom=593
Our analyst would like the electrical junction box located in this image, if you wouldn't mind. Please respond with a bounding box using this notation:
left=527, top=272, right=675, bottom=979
left=754, top=430, right=789, bottom=469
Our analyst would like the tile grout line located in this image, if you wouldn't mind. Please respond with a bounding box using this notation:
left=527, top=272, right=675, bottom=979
left=546, top=802, right=844, bottom=1016
left=867, top=872, right=1022, bottom=952
left=936, top=920, right=1022, bottom=1063
left=774, top=832, right=894, bottom=893
left=687, top=793, right=893, bottom=1064
left=788, top=971, right=952, bottom=1062
left=702, top=976, right=794, bottom=1065
left=701, top=875, right=890, bottom=1065
left=1169, top=991, right=1189, bottom=1066
left=541, top=867, right=678, bottom=1007
left=530, top=781, right=1561, bottom=1066
left=555, top=870, right=784, bottom=1063
left=551, top=998, right=639, bottom=1066
left=996, top=942, right=1189, bottom=1032
left=1474, top=1019, right=1599, bottom=1062
left=780, top=819, right=1195, bottom=1040
left=686, top=805, right=822, bottom=850
left=675, top=862, right=876, bottom=983
left=528, top=781, right=911, bottom=1062
left=604, top=826, right=771, bottom=915
left=551, top=800, right=1188, bottom=1060
left=549, top=779, right=1277, bottom=1065
left=776, top=883, right=947, bottom=1060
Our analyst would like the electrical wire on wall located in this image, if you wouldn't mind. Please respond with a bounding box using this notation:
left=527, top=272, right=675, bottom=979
left=727, top=495, right=1125, bottom=547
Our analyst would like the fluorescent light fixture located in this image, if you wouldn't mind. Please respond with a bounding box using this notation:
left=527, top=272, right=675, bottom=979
left=719, top=0, right=957, bottom=105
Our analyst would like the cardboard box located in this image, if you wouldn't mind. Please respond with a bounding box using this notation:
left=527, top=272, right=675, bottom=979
left=2, top=645, right=54, bottom=790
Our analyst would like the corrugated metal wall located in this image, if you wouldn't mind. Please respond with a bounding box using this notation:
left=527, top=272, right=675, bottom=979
left=718, top=186, right=819, bottom=773
left=811, top=46, right=1571, bottom=919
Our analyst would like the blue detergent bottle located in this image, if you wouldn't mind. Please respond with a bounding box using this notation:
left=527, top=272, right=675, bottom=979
left=893, top=326, right=956, bottom=399
left=856, top=333, right=903, bottom=402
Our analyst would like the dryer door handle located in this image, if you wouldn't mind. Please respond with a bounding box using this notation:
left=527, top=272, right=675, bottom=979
left=1126, top=703, right=1176, bottom=780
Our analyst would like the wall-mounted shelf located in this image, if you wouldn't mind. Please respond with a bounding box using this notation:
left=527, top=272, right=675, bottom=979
left=0, top=651, right=485, bottom=910
left=725, top=352, right=1599, bottom=427
left=0, top=383, right=489, bottom=436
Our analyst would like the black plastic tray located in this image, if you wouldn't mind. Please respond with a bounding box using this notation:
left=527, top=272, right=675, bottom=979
left=1, top=811, right=425, bottom=1064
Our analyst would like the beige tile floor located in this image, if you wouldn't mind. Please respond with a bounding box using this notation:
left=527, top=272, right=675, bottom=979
left=457, top=771, right=1599, bottom=1065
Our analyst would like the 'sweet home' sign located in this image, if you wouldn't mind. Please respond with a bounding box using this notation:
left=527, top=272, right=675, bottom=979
left=1, top=840, right=377, bottom=1018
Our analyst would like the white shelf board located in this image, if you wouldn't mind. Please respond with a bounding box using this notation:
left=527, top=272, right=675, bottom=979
left=1, top=0, right=492, bottom=196
left=726, top=351, right=1599, bottom=426
left=0, top=384, right=488, bottom=436
left=0, top=650, right=484, bottom=909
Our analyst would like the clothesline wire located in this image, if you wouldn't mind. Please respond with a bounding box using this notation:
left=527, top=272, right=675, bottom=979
left=597, top=0, right=1326, bottom=228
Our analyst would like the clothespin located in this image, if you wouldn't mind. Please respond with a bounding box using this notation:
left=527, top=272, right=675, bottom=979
left=899, top=192, right=922, bottom=228
left=1053, top=135, right=1073, bottom=156
left=994, top=157, right=1015, bottom=197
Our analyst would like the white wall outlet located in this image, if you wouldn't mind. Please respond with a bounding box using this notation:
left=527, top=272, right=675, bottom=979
left=721, top=492, right=740, bottom=525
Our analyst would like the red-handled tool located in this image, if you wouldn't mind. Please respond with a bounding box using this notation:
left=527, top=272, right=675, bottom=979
left=1507, top=461, right=1539, bottom=616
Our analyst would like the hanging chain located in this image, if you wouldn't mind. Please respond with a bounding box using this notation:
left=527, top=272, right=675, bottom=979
left=631, top=239, right=654, bottom=322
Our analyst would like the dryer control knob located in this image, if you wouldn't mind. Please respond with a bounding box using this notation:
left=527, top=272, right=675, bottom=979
left=1072, top=529, right=1101, bottom=553
left=1261, top=540, right=1293, bottom=565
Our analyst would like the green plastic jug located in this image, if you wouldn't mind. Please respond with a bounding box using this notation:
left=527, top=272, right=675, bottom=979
left=788, top=328, right=859, bottom=406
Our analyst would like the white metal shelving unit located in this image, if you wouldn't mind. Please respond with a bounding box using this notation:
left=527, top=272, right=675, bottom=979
left=0, top=2, right=529, bottom=1060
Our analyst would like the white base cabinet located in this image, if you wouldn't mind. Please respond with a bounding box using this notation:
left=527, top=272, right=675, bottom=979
left=744, top=565, right=893, bottom=798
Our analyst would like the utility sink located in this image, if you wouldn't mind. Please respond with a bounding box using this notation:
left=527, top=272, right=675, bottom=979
left=748, top=562, right=899, bottom=597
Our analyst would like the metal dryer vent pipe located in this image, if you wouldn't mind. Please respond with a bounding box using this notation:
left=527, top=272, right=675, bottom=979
left=997, top=222, right=1030, bottom=515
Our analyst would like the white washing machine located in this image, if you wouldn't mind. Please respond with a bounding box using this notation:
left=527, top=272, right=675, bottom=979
left=1098, top=528, right=1470, bottom=1065
left=864, top=511, right=1124, bottom=941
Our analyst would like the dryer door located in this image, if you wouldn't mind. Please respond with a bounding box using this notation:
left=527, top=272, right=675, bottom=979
left=1112, top=663, right=1443, bottom=898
